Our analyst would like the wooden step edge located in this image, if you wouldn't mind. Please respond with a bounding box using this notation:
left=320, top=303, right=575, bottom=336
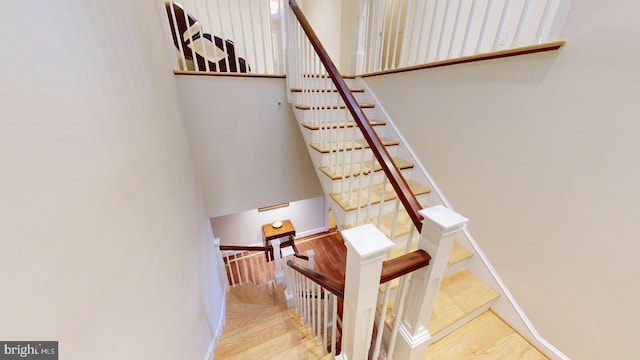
left=426, top=310, right=549, bottom=359
left=222, top=327, right=314, bottom=360
left=216, top=313, right=309, bottom=357
left=302, top=73, right=356, bottom=79
left=295, top=103, right=375, bottom=110
left=309, top=137, right=398, bottom=154
left=329, top=180, right=431, bottom=212
left=218, top=307, right=298, bottom=342
left=318, top=157, right=414, bottom=180
left=302, top=120, right=386, bottom=131
left=290, top=88, right=365, bottom=93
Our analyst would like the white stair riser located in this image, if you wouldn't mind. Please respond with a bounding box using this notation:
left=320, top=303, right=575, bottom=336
left=292, top=91, right=367, bottom=104
left=320, top=167, right=415, bottom=195
left=297, top=77, right=356, bottom=89
left=294, top=107, right=376, bottom=123
left=332, top=192, right=431, bottom=228
left=309, top=145, right=399, bottom=168
left=301, top=125, right=387, bottom=144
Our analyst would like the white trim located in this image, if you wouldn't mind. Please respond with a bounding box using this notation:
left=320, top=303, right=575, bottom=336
left=296, top=226, right=329, bottom=239
left=204, top=291, right=227, bottom=360
left=398, top=323, right=431, bottom=347
left=461, top=227, right=570, bottom=360
left=357, top=79, right=454, bottom=210
left=359, top=77, right=570, bottom=360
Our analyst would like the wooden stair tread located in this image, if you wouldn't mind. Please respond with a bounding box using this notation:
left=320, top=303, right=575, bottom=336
left=380, top=270, right=499, bottom=337
left=226, top=283, right=286, bottom=307
left=291, top=88, right=365, bottom=93
left=319, top=157, right=414, bottom=180
left=218, top=307, right=298, bottom=343
left=344, top=206, right=422, bottom=239
left=330, top=180, right=431, bottom=212
left=310, top=137, right=399, bottom=153
left=302, top=73, right=355, bottom=79
left=223, top=327, right=314, bottom=360
left=426, top=311, right=549, bottom=359
left=274, top=338, right=327, bottom=360
left=449, top=243, right=473, bottom=265
left=216, top=309, right=307, bottom=358
left=295, top=103, right=375, bottom=110
left=217, top=283, right=326, bottom=359
left=302, top=120, right=386, bottom=130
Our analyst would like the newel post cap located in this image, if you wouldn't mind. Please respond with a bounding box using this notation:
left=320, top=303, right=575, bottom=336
left=342, top=223, right=394, bottom=260
left=419, top=205, right=468, bottom=231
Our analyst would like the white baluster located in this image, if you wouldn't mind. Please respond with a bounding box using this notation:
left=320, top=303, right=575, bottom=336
left=535, top=0, right=553, bottom=44
left=475, top=0, right=492, bottom=53
left=492, top=0, right=511, bottom=50
left=460, top=0, right=477, bottom=57
left=307, top=249, right=315, bottom=270
left=447, top=0, right=464, bottom=59
left=271, top=239, right=284, bottom=284
left=512, top=0, right=532, bottom=47
left=282, top=246, right=296, bottom=307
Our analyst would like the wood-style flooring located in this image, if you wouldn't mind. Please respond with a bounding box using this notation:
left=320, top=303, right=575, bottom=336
left=293, top=227, right=347, bottom=282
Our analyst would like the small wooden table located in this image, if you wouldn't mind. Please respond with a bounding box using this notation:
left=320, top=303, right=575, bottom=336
left=262, top=219, right=298, bottom=260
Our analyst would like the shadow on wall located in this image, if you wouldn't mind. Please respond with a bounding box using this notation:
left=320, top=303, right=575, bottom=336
left=165, top=2, right=250, bottom=73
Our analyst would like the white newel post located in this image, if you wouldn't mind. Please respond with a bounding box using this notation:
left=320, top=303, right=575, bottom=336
left=281, top=245, right=296, bottom=307
left=394, top=205, right=469, bottom=360
left=271, top=239, right=284, bottom=284
left=336, top=224, right=394, bottom=360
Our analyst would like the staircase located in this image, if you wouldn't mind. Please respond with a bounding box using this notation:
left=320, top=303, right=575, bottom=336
left=215, top=283, right=331, bottom=359
left=286, top=76, right=549, bottom=358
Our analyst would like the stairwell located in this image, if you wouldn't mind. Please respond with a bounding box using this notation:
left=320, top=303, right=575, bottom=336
left=284, top=74, right=550, bottom=358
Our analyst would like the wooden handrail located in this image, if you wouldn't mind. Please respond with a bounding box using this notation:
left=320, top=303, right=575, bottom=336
left=380, top=250, right=431, bottom=284
left=220, top=245, right=271, bottom=252
left=288, top=0, right=424, bottom=232
left=287, top=260, right=345, bottom=298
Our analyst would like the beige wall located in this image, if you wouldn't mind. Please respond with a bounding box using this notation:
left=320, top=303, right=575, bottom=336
left=0, top=1, right=224, bottom=359
left=364, top=1, right=640, bottom=359
left=175, top=75, right=323, bottom=218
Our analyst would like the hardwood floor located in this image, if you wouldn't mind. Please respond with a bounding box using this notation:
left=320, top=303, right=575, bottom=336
left=293, top=227, right=347, bottom=282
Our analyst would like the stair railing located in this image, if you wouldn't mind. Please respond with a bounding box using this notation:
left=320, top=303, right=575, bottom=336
left=158, top=0, right=285, bottom=74
left=356, top=0, right=573, bottom=74
left=220, top=240, right=287, bottom=287
left=285, top=260, right=344, bottom=357
left=287, top=0, right=424, bottom=234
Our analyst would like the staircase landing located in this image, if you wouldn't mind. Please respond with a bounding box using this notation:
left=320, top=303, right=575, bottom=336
left=215, top=283, right=331, bottom=360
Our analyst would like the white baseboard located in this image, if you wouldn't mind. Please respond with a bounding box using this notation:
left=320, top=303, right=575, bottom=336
left=204, top=289, right=227, bottom=360
left=296, top=226, right=329, bottom=239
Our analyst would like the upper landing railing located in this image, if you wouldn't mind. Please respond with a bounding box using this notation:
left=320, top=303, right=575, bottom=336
left=355, top=0, right=572, bottom=74
left=157, top=0, right=570, bottom=76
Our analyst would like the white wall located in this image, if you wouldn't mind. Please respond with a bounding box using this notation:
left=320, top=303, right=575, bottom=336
left=212, top=196, right=327, bottom=246
left=0, top=1, right=225, bottom=359
left=175, top=75, right=323, bottom=218
left=363, top=1, right=640, bottom=359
